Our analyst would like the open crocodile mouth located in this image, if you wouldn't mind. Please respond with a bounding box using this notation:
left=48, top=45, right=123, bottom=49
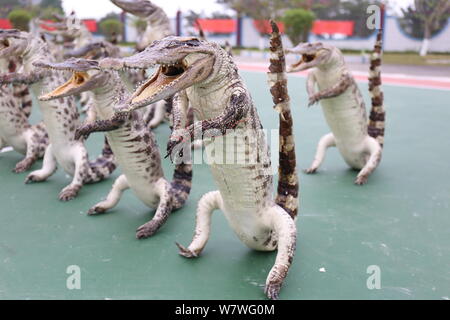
left=40, top=71, right=90, bottom=101
left=131, top=61, right=186, bottom=104
left=291, top=53, right=316, bottom=68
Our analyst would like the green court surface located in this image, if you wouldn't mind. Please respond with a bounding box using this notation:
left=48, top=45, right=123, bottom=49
left=0, top=71, right=449, bottom=300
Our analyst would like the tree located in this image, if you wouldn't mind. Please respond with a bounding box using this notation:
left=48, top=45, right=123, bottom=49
left=401, top=0, right=450, bottom=56
left=218, top=0, right=322, bottom=36
left=8, top=9, right=32, bottom=31
left=0, top=0, right=24, bottom=18
left=283, top=9, right=315, bottom=44
left=99, top=18, right=123, bottom=41
left=132, top=17, right=147, bottom=33
left=40, top=0, right=63, bottom=11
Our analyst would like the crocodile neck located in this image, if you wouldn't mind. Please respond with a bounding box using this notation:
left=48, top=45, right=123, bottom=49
left=23, top=39, right=79, bottom=145
left=188, top=48, right=242, bottom=120
left=90, top=71, right=164, bottom=183
left=92, top=72, right=128, bottom=120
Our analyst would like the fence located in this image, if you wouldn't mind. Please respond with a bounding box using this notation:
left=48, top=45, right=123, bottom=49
left=122, top=13, right=450, bottom=53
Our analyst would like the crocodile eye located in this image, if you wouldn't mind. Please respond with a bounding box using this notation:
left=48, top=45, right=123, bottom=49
left=185, top=39, right=200, bottom=47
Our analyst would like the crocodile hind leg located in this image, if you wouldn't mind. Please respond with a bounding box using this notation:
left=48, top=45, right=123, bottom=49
left=13, top=130, right=43, bottom=173
left=59, top=144, right=89, bottom=201
left=176, top=190, right=222, bottom=258
left=136, top=178, right=174, bottom=239
left=25, top=144, right=57, bottom=183
left=354, top=136, right=382, bottom=185
left=88, top=174, right=129, bottom=215
left=264, top=205, right=297, bottom=300
left=305, top=132, right=336, bottom=174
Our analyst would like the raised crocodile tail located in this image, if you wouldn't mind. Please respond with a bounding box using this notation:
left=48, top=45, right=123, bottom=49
left=368, top=29, right=385, bottom=147
left=169, top=106, right=194, bottom=210
left=268, top=20, right=299, bottom=220
left=86, top=137, right=117, bottom=183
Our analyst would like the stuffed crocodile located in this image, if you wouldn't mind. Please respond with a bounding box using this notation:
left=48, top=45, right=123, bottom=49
left=39, top=57, right=193, bottom=238
left=287, top=30, right=385, bottom=185
left=98, top=26, right=298, bottom=300
left=0, top=29, right=116, bottom=201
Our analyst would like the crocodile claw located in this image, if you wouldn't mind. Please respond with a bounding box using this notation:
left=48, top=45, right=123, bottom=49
left=59, top=187, right=79, bottom=202
left=354, top=175, right=368, bottom=185
left=13, top=159, right=33, bottom=173
left=136, top=221, right=159, bottom=239
left=175, top=242, right=197, bottom=258
left=87, top=206, right=107, bottom=215
left=264, top=282, right=281, bottom=300
left=165, top=137, right=183, bottom=161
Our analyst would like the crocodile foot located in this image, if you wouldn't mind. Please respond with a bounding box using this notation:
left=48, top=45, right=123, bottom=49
left=175, top=242, right=198, bottom=258
left=304, top=167, right=317, bottom=174
left=87, top=206, right=107, bottom=215
left=13, top=159, right=33, bottom=173
left=136, top=221, right=159, bottom=239
left=25, top=174, right=45, bottom=184
left=354, top=175, right=368, bottom=185
left=59, top=186, right=80, bottom=201
left=264, top=282, right=281, bottom=300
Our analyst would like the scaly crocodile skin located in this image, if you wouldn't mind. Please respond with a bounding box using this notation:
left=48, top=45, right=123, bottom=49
left=0, top=30, right=116, bottom=201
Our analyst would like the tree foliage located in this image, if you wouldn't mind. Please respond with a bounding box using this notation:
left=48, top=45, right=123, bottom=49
left=217, top=0, right=319, bottom=20
left=40, top=0, right=63, bottom=11
left=282, top=8, right=315, bottom=44
left=99, top=18, right=123, bottom=41
left=399, top=0, right=450, bottom=39
left=8, top=9, right=32, bottom=31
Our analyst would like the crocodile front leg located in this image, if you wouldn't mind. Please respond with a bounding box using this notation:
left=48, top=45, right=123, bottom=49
left=308, top=72, right=353, bottom=107
left=167, top=90, right=249, bottom=159
left=75, top=114, right=126, bottom=140
left=0, top=70, right=48, bottom=85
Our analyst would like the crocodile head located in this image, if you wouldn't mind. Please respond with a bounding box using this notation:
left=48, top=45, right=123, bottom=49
left=111, top=0, right=159, bottom=18
left=99, top=36, right=218, bottom=112
left=0, top=30, right=29, bottom=59
left=35, top=58, right=105, bottom=101
left=45, top=15, right=85, bottom=39
left=286, top=42, right=336, bottom=72
left=64, top=41, right=120, bottom=60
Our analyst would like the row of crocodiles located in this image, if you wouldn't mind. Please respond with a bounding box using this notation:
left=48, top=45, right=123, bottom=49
left=0, top=20, right=385, bottom=299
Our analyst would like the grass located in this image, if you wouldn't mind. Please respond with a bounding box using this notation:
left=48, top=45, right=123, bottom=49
left=381, top=53, right=450, bottom=66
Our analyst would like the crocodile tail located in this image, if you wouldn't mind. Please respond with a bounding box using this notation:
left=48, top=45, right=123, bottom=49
left=368, top=29, right=385, bottom=147
left=268, top=20, right=299, bottom=220
left=169, top=106, right=193, bottom=210
left=87, top=137, right=117, bottom=182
